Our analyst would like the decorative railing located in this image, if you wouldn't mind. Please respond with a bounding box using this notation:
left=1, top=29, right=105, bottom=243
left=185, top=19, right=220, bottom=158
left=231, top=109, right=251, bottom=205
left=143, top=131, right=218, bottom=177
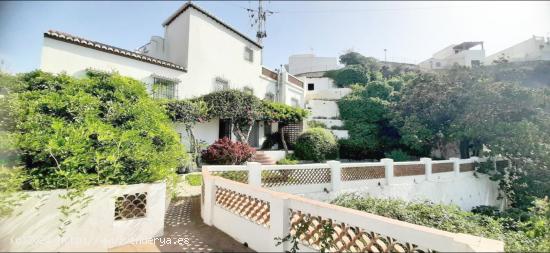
left=201, top=157, right=504, bottom=252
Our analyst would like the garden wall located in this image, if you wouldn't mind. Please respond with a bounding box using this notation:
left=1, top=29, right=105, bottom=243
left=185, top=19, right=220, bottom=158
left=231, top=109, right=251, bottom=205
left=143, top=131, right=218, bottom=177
left=0, top=182, right=166, bottom=252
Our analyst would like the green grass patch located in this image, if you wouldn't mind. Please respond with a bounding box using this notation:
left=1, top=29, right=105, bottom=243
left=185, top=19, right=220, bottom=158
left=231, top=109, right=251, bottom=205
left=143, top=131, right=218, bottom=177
left=185, top=174, right=202, bottom=186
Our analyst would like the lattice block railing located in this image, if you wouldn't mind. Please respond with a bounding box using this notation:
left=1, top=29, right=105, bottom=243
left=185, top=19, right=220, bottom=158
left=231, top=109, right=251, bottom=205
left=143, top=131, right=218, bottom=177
left=341, top=166, right=385, bottom=181
left=394, top=164, right=425, bottom=177
left=215, top=186, right=270, bottom=227
left=289, top=209, right=432, bottom=253
left=432, top=163, right=454, bottom=173
left=114, top=192, right=147, bottom=220
left=460, top=163, right=474, bottom=172
left=210, top=170, right=249, bottom=183
left=262, top=168, right=331, bottom=187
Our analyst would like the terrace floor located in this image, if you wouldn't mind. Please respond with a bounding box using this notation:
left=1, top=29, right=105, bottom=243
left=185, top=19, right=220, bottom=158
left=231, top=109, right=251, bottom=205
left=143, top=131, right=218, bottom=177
left=110, top=193, right=253, bottom=252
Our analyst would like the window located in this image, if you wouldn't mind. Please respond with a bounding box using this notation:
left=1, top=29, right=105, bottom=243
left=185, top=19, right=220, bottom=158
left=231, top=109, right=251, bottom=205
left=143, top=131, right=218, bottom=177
left=244, top=86, right=254, bottom=95
left=435, top=62, right=441, bottom=67
left=291, top=98, right=299, bottom=107
left=307, top=83, right=315, bottom=91
left=152, top=77, right=176, bottom=99
left=214, top=77, right=229, bottom=91
left=244, top=47, right=253, bottom=62
left=471, top=60, right=481, bottom=67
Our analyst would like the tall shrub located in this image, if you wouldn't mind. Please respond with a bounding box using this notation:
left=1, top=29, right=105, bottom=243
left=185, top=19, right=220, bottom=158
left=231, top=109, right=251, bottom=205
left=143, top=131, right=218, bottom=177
left=9, top=71, right=186, bottom=190
left=294, top=128, right=338, bottom=162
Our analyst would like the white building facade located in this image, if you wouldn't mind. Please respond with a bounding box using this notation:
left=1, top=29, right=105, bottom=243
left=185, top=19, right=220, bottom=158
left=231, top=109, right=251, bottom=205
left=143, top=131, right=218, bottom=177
left=40, top=2, right=305, bottom=149
left=286, top=54, right=350, bottom=139
left=484, top=35, right=550, bottom=64
left=418, top=41, right=485, bottom=70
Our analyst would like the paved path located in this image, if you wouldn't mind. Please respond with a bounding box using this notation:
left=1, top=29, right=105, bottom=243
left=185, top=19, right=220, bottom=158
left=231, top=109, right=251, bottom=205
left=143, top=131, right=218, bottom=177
left=110, top=196, right=254, bottom=252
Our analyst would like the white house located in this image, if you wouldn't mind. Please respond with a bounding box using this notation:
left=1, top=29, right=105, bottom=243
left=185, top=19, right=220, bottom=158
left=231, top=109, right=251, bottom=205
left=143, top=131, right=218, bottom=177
left=418, top=41, right=485, bottom=70
left=286, top=54, right=350, bottom=139
left=40, top=2, right=305, bottom=150
left=484, top=35, right=550, bottom=64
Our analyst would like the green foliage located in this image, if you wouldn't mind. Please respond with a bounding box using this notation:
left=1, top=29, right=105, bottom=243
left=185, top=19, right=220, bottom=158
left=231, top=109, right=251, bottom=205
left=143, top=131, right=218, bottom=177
left=202, top=89, right=264, bottom=142
left=337, top=81, right=404, bottom=159
left=294, top=128, right=338, bottom=162
left=0, top=166, right=28, bottom=218
left=277, top=157, right=299, bottom=165
left=185, top=173, right=202, bottom=186
left=384, top=149, right=411, bottom=161
left=261, top=101, right=309, bottom=123
left=164, top=99, right=210, bottom=124
left=307, top=120, right=327, bottom=129
left=324, top=65, right=370, bottom=87
left=338, top=51, right=381, bottom=73
left=8, top=70, right=185, bottom=190
left=331, top=194, right=550, bottom=252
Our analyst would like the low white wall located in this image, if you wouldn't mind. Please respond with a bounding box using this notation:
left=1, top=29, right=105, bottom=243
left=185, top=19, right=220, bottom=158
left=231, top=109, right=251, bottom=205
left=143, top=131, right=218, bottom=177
left=305, top=88, right=351, bottom=101
left=307, top=100, right=340, bottom=119
left=303, top=171, right=500, bottom=211
left=202, top=165, right=504, bottom=252
left=261, top=150, right=288, bottom=161
left=0, top=182, right=166, bottom=252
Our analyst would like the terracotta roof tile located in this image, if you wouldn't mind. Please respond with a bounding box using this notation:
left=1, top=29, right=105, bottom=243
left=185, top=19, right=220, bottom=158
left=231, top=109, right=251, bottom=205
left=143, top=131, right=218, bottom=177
left=44, top=30, right=186, bottom=72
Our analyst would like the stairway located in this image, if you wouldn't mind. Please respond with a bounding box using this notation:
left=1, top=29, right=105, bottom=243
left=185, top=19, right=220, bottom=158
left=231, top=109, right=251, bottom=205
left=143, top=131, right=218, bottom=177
left=251, top=151, right=276, bottom=165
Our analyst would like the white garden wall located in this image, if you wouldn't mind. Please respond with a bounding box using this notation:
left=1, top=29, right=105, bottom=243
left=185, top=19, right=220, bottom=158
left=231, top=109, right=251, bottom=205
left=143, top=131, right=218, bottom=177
left=0, top=182, right=166, bottom=252
left=202, top=161, right=505, bottom=252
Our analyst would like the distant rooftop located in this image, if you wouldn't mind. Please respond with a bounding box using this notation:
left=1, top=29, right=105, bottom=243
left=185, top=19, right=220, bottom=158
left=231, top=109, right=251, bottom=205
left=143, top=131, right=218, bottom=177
left=452, top=41, right=484, bottom=51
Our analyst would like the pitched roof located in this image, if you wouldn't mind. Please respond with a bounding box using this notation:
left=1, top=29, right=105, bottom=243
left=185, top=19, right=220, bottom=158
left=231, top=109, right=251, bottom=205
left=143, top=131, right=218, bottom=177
left=163, top=2, right=262, bottom=49
left=44, top=30, right=187, bottom=72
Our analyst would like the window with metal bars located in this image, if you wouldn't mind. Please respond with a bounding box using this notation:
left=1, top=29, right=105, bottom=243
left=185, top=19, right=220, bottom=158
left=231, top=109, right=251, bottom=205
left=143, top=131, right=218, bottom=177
left=152, top=77, right=176, bottom=99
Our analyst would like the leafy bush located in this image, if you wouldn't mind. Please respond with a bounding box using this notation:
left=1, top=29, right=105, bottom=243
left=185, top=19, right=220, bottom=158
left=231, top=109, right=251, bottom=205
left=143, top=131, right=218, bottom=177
left=331, top=194, right=550, bottom=252
left=324, top=65, right=370, bottom=87
left=185, top=173, right=202, bottom=186
left=384, top=149, right=411, bottom=161
left=201, top=137, right=255, bottom=165
left=0, top=166, right=28, bottom=217
left=294, top=128, right=338, bottom=162
left=8, top=71, right=185, bottom=190
left=277, top=157, right=299, bottom=165
left=307, top=120, right=327, bottom=129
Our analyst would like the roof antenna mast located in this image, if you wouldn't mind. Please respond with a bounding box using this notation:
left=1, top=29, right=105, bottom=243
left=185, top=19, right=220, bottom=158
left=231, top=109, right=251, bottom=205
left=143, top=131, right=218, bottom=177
left=247, top=0, right=274, bottom=45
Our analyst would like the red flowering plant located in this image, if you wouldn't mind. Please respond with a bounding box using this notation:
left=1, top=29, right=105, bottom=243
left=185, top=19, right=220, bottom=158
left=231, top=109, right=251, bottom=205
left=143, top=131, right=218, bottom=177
left=201, top=137, right=256, bottom=165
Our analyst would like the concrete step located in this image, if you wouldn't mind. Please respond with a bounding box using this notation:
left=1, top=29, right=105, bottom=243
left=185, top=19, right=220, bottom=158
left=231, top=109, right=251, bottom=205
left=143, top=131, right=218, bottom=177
left=252, top=152, right=277, bottom=165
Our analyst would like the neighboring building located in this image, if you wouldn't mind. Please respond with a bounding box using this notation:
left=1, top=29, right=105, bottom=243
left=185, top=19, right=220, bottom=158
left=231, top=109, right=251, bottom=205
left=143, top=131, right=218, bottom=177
left=418, top=41, right=485, bottom=70
left=286, top=54, right=349, bottom=139
left=40, top=2, right=305, bottom=148
left=485, top=35, right=550, bottom=64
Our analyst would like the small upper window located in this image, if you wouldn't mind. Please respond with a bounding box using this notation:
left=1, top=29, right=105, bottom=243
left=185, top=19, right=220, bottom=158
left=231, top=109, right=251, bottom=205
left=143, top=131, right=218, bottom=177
left=152, top=77, right=177, bottom=99
left=214, top=77, right=229, bottom=91
left=244, top=47, right=253, bottom=62
left=435, top=62, right=441, bottom=67
left=265, top=92, right=275, bottom=101
left=307, top=83, right=315, bottom=91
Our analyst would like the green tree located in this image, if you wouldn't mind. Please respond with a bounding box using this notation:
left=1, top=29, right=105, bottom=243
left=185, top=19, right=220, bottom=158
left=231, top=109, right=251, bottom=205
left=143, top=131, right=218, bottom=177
left=201, top=89, right=264, bottom=143
left=261, top=101, right=308, bottom=155
left=164, top=99, right=211, bottom=167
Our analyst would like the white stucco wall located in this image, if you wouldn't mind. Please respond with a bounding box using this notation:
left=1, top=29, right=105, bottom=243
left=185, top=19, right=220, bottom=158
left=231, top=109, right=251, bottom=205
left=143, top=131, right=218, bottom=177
left=307, top=100, right=340, bottom=119
left=40, top=38, right=185, bottom=95
left=172, top=8, right=268, bottom=99
left=288, top=54, right=339, bottom=75
left=485, top=36, right=550, bottom=64
left=300, top=172, right=501, bottom=211
left=0, top=182, right=166, bottom=252
left=304, top=77, right=336, bottom=92
left=305, top=88, right=351, bottom=101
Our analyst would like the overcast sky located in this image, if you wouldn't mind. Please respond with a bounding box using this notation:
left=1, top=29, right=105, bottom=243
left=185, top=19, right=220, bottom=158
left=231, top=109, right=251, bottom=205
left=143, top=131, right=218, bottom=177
left=1, top=1, right=549, bottom=73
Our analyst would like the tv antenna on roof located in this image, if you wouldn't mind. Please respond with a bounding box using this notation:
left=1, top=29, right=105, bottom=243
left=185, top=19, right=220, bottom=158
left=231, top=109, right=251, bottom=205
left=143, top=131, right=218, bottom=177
left=246, top=0, right=275, bottom=45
